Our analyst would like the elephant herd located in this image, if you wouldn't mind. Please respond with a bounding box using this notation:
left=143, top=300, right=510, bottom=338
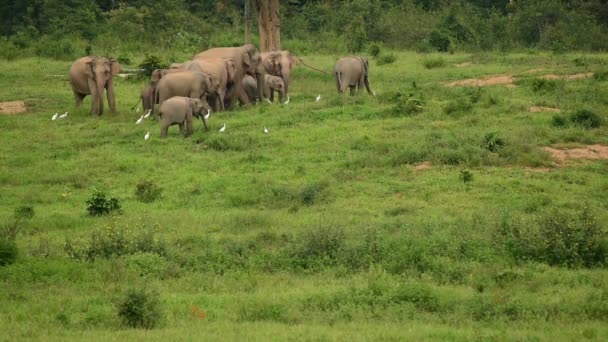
left=67, top=45, right=374, bottom=137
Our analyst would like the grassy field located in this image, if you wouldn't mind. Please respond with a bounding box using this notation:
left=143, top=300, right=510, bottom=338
left=1, top=51, right=608, bottom=340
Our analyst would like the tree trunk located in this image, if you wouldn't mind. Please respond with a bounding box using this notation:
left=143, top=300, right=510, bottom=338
left=245, top=0, right=252, bottom=44
left=257, top=0, right=280, bottom=52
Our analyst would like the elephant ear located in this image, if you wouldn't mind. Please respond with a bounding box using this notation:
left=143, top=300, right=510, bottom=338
left=288, top=53, right=299, bottom=69
left=242, top=52, right=252, bottom=69
left=225, top=60, right=236, bottom=81
left=110, top=60, right=121, bottom=76
left=84, top=60, right=95, bottom=80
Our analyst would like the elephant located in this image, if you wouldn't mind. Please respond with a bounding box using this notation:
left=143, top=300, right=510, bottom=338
left=69, top=56, right=121, bottom=115
left=242, top=74, right=285, bottom=103
left=194, top=44, right=264, bottom=108
left=138, top=68, right=183, bottom=114
left=155, top=70, right=216, bottom=116
left=158, top=96, right=207, bottom=138
left=184, top=58, right=236, bottom=112
left=260, top=50, right=298, bottom=96
left=333, top=56, right=374, bottom=96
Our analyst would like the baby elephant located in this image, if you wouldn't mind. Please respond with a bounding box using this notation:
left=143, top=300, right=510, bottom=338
left=242, top=74, right=285, bottom=103
left=158, top=96, right=208, bottom=138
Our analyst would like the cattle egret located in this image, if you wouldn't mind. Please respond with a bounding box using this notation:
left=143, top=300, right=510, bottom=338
left=315, top=94, right=321, bottom=102
left=204, top=109, right=210, bottom=120
left=59, top=112, right=68, bottom=119
left=219, top=123, right=226, bottom=132
left=283, top=96, right=290, bottom=105
left=265, top=98, right=272, bottom=104
left=135, top=115, right=144, bottom=125
left=264, top=126, right=269, bottom=134
left=143, top=109, right=151, bottom=118
left=144, top=132, right=150, bottom=140
left=52, top=112, right=59, bottom=121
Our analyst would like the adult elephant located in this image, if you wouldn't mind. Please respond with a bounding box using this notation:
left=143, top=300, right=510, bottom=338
left=69, top=56, right=121, bottom=115
left=333, top=56, right=374, bottom=96
left=194, top=44, right=264, bottom=108
left=139, top=68, right=183, bottom=114
left=242, top=74, right=285, bottom=103
left=260, top=50, right=298, bottom=96
left=185, top=58, right=236, bottom=112
left=155, top=70, right=215, bottom=114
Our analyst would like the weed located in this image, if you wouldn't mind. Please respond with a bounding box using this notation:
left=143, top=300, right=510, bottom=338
left=86, top=191, right=121, bottom=217
left=392, top=282, right=440, bottom=312
left=552, top=114, right=569, bottom=127
left=460, top=170, right=474, bottom=183
left=117, top=288, right=163, bottom=329
left=138, top=54, right=168, bottom=77
left=592, top=70, right=608, bottom=81
left=483, top=132, right=505, bottom=152
left=1, top=206, right=35, bottom=240
left=292, top=226, right=346, bottom=269
left=388, top=91, right=425, bottom=116
left=0, top=239, right=18, bottom=266
left=531, top=78, right=557, bottom=93
left=422, top=56, right=446, bottom=69
left=570, top=109, right=602, bottom=129
left=134, top=181, right=163, bottom=203
left=444, top=98, right=473, bottom=116
left=377, top=53, right=397, bottom=66
left=368, top=43, right=381, bottom=58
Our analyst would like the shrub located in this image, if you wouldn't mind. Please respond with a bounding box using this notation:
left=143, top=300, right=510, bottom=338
left=483, top=132, right=505, bottom=152
left=135, top=181, right=162, bottom=203
left=593, top=70, right=608, bottom=82
left=117, top=288, right=163, bottom=329
left=368, top=43, right=381, bottom=58
left=345, top=16, right=367, bottom=52
left=0, top=239, right=18, bottom=266
left=117, top=55, right=132, bottom=65
left=460, top=170, right=474, bottom=183
left=570, top=109, right=602, bottom=129
left=376, top=53, right=397, bottom=66
left=86, top=190, right=121, bottom=216
left=292, top=226, right=346, bottom=269
left=552, top=114, right=569, bottom=127
left=443, top=98, right=473, bottom=116
left=388, top=91, right=425, bottom=116
left=138, top=54, right=168, bottom=78
left=531, top=78, right=557, bottom=93
left=429, top=29, right=451, bottom=52
left=422, top=56, right=446, bottom=69
left=1, top=205, right=35, bottom=241
left=392, top=282, right=440, bottom=312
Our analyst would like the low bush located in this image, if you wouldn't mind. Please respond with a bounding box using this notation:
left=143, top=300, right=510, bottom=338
left=117, top=288, right=163, bottom=329
left=531, top=78, right=557, bottom=93
left=429, top=29, right=451, bottom=52
left=460, top=170, right=474, bottom=183
left=368, top=43, right=381, bottom=58
left=570, top=109, right=602, bottom=129
left=134, top=181, right=163, bottom=203
left=443, top=98, right=473, bottom=116
left=387, top=91, right=425, bottom=116
left=138, top=54, right=168, bottom=78
left=483, top=132, right=505, bottom=152
left=422, top=56, right=447, bottom=69
left=376, top=53, right=397, bottom=66
left=291, top=226, right=346, bottom=269
left=0, top=239, right=18, bottom=266
left=86, top=191, right=121, bottom=216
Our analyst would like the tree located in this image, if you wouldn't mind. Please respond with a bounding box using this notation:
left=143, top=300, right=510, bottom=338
left=256, top=0, right=281, bottom=52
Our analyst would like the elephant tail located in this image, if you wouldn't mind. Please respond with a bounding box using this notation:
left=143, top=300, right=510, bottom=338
left=335, top=71, right=343, bottom=92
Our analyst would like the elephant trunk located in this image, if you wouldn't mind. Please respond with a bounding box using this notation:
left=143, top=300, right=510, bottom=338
left=281, top=66, right=290, bottom=95
left=256, top=70, right=265, bottom=102
left=96, top=77, right=105, bottom=115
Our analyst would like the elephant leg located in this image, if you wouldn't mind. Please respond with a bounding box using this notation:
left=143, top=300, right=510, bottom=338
left=87, top=78, right=99, bottom=115
left=107, top=80, right=116, bottom=113
left=160, top=122, right=168, bottom=138
left=74, top=93, right=86, bottom=107
left=269, top=90, right=274, bottom=103
left=178, top=122, right=185, bottom=136
left=349, top=86, right=356, bottom=96
left=238, top=89, right=251, bottom=106
left=364, top=77, right=373, bottom=95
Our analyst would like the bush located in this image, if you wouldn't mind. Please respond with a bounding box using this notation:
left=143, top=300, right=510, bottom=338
left=0, top=239, right=18, bottom=266
left=460, top=170, right=474, bottom=183
left=86, top=191, right=121, bottom=216
left=422, top=56, right=446, bottom=69
left=570, top=109, right=602, bottom=129
left=135, top=181, right=163, bottom=203
left=65, top=222, right=167, bottom=261
left=138, top=54, right=168, bottom=78
left=483, top=132, right=505, bottom=152
left=388, top=91, right=425, bottom=116
left=392, top=282, right=440, bottom=312
left=345, top=16, right=368, bottom=52
left=593, top=70, right=608, bottom=82
left=443, top=98, right=473, bottom=116
left=531, top=78, right=557, bottom=93
left=376, top=53, right=397, bottom=66
left=368, top=43, right=381, bottom=58
left=292, top=226, right=346, bottom=269
left=117, top=288, right=163, bottom=329
left=429, top=30, right=451, bottom=52
left=1, top=205, right=35, bottom=241
left=552, top=114, right=569, bottom=127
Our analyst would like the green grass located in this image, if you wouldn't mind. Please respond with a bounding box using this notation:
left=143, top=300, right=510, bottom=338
left=1, top=51, right=608, bottom=340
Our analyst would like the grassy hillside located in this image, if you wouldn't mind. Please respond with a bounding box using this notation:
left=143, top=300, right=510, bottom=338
left=1, top=51, right=608, bottom=340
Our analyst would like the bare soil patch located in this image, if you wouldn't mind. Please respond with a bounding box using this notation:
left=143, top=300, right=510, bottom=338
left=414, top=161, right=432, bottom=171
left=0, top=101, right=27, bottom=114
left=529, top=106, right=560, bottom=113
left=524, top=167, right=552, bottom=173
left=541, top=72, right=593, bottom=80
left=454, top=62, right=473, bottom=68
left=543, top=145, right=608, bottom=164
left=444, top=74, right=515, bottom=87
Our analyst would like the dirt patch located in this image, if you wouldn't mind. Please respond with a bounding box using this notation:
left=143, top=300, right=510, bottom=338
left=454, top=62, right=473, bottom=68
left=414, top=161, right=432, bottom=171
left=543, top=145, right=608, bottom=164
left=541, top=72, right=593, bottom=80
left=0, top=101, right=27, bottom=114
left=529, top=106, right=560, bottom=113
left=524, top=167, right=552, bottom=173
left=520, top=68, right=546, bottom=74
left=443, top=74, right=515, bottom=87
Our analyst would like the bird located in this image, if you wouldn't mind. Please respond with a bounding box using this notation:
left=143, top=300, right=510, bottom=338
left=315, top=94, right=321, bottom=102
left=265, top=98, right=272, bottom=104
left=372, top=90, right=377, bottom=96
left=59, top=112, right=68, bottom=119
left=204, top=109, right=211, bottom=120
left=219, top=123, right=226, bottom=132
left=283, top=96, right=290, bottom=105
left=143, top=109, right=151, bottom=118
left=144, top=132, right=150, bottom=140
left=51, top=112, right=59, bottom=121
left=264, top=126, right=269, bottom=134
left=135, top=115, right=144, bottom=125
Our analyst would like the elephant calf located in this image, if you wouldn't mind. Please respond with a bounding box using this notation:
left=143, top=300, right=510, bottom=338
left=242, top=74, right=285, bottom=103
left=158, top=96, right=208, bottom=138
left=334, top=56, right=374, bottom=96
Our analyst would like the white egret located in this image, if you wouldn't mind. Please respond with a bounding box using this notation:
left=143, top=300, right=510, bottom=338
left=315, top=94, right=321, bottom=102
left=52, top=112, right=59, bottom=121
left=219, top=123, right=226, bottom=132
left=204, top=109, right=211, bottom=120
left=143, top=109, right=151, bottom=118
left=59, top=112, right=68, bottom=119
left=144, top=132, right=150, bottom=140
left=135, top=115, right=144, bottom=125
left=264, top=126, right=269, bottom=134
left=283, top=96, right=290, bottom=105
left=265, top=98, right=272, bottom=104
